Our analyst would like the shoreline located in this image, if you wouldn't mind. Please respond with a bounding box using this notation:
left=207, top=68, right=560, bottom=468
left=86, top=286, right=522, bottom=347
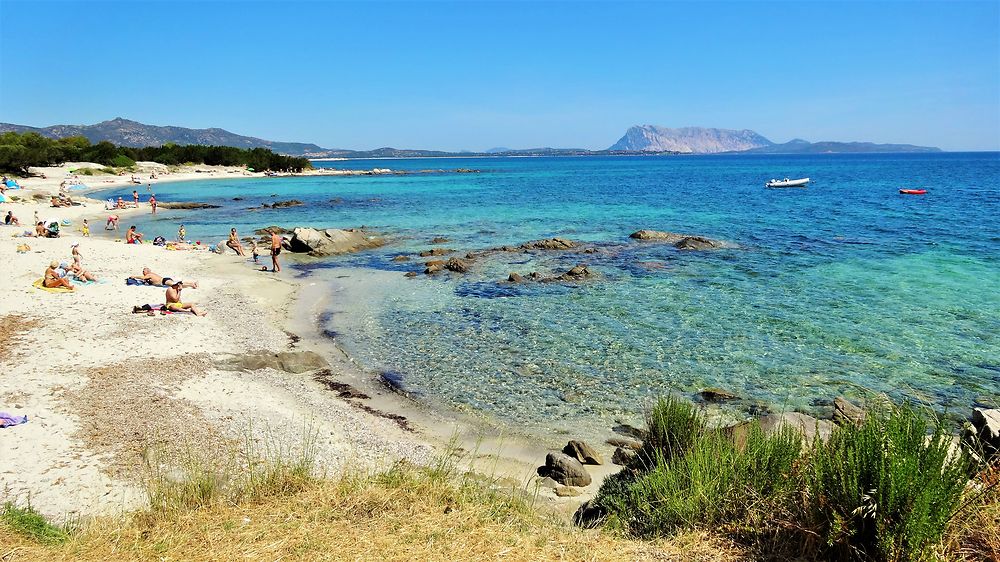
left=1, top=163, right=611, bottom=519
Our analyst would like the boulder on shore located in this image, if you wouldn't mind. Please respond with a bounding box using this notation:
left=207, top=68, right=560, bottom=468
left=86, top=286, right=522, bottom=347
left=725, top=412, right=835, bottom=447
left=562, top=440, right=603, bottom=465
left=833, top=396, right=865, bottom=426
left=288, top=227, right=384, bottom=257
left=966, top=408, right=1000, bottom=460
left=537, top=452, right=592, bottom=487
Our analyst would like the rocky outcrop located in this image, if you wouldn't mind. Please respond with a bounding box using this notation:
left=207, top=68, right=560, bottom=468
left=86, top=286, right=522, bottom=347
left=156, top=201, right=221, bottom=209
left=629, top=230, right=728, bottom=250
left=833, top=396, right=865, bottom=426
left=487, top=238, right=578, bottom=254
left=562, top=440, right=603, bottom=465
left=265, top=199, right=303, bottom=209
left=553, top=264, right=594, bottom=282
left=253, top=225, right=294, bottom=235
left=698, top=388, right=739, bottom=402
left=966, top=408, right=1000, bottom=460
left=419, top=248, right=453, bottom=257
left=507, top=272, right=524, bottom=283
left=725, top=412, right=835, bottom=446
left=612, top=447, right=637, bottom=466
left=609, top=125, right=772, bottom=154
left=537, top=452, right=592, bottom=487
left=430, top=237, right=450, bottom=244
left=444, top=257, right=470, bottom=273
left=288, top=227, right=384, bottom=257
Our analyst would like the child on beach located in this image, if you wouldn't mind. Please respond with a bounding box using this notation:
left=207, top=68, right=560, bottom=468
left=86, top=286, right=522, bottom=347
left=81, top=218, right=90, bottom=237
left=250, top=240, right=259, bottom=264
left=178, top=224, right=186, bottom=241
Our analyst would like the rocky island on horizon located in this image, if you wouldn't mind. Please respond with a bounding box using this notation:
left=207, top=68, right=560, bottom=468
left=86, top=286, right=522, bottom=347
left=1, top=117, right=942, bottom=158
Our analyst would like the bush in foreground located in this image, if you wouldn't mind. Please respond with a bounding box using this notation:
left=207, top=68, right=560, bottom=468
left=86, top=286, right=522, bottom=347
left=592, top=397, right=982, bottom=561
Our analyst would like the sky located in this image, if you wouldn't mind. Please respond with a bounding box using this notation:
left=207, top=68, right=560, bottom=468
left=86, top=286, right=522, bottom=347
left=1, top=1, right=998, bottom=151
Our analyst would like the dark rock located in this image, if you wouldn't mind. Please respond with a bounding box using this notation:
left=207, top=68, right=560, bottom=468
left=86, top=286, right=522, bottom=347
left=521, top=238, right=576, bottom=251
left=424, top=261, right=445, bottom=274
left=972, top=408, right=1000, bottom=441
left=833, top=396, right=865, bottom=426
left=253, top=226, right=294, bottom=235
left=572, top=501, right=605, bottom=529
left=404, top=271, right=418, bottom=278
left=536, top=452, right=592, bottom=487
left=612, top=424, right=648, bottom=440
left=612, top=447, right=637, bottom=466
left=552, top=264, right=594, bottom=282
left=606, top=437, right=643, bottom=451
left=232, top=197, right=244, bottom=201
left=554, top=486, right=582, bottom=497
left=508, top=272, right=524, bottom=283
left=270, top=199, right=303, bottom=208
left=312, top=370, right=371, bottom=399
left=419, top=248, right=453, bottom=257
left=562, top=440, right=603, bottom=465
left=391, top=255, right=410, bottom=262
left=674, top=236, right=724, bottom=250
left=156, top=201, right=222, bottom=209
left=444, top=257, right=470, bottom=273
left=430, top=237, right=450, bottom=244
left=698, top=388, right=740, bottom=402
left=528, top=272, right=543, bottom=280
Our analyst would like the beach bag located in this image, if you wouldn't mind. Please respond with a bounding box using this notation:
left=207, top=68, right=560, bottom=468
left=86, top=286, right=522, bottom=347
left=47, top=222, right=60, bottom=235
left=153, top=236, right=166, bottom=246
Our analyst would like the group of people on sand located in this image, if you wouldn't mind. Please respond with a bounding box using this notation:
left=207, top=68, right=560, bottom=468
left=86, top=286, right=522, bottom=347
left=40, top=243, right=98, bottom=291
left=225, top=227, right=284, bottom=272
left=128, top=267, right=205, bottom=315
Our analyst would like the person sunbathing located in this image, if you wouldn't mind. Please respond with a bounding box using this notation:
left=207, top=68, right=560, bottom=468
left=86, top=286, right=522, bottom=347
left=34, top=222, right=49, bottom=237
left=165, top=280, right=206, bottom=316
left=66, top=261, right=97, bottom=282
left=129, top=267, right=198, bottom=288
left=43, top=261, right=74, bottom=290
left=126, top=226, right=144, bottom=244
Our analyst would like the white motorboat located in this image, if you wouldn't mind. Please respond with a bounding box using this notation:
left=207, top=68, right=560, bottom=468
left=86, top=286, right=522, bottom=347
left=765, top=177, right=810, bottom=188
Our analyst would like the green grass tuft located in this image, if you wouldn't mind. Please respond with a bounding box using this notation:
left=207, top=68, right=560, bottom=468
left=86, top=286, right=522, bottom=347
left=1, top=502, right=70, bottom=545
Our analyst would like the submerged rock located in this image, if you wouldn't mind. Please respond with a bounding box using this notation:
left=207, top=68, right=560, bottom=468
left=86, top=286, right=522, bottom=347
left=698, top=388, right=740, bottom=402
left=552, top=264, right=594, bottom=282
left=629, top=229, right=728, bottom=249
left=156, top=201, right=221, bottom=209
left=537, top=452, right=592, bottom=487
left=288, top=227, right=384, bottom=257
left=430, top=237, right=450, bottom=244
left=391, top=255, right=410, bottom=262
left=507, top=272, right=524, bottom=283
left=562, top=440, right=603, bottom=465
left=418, top=248, right=453, bottom=257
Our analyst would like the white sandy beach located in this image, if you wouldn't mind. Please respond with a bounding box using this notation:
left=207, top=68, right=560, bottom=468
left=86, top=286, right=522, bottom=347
left=0, top=165, right=436, bottom=519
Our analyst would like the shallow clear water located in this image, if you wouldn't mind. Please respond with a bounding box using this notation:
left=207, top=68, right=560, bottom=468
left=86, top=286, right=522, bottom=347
left=95, top=153, right=1000, bottom=431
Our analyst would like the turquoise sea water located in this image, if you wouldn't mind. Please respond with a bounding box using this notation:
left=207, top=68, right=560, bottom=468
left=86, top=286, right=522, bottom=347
left=95, top=153, right=1000, bottom=431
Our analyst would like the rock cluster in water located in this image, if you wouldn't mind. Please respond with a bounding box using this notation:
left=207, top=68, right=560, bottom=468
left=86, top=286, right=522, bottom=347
left=629, top=229, right=729, bottom=250
left=287, top=227, right=384, bottom=257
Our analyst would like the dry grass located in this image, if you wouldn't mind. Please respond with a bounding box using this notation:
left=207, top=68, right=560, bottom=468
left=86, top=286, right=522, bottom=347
left=0, top=314, right=41, bottom=364
left=59, top=354, right=234, bottom=479
left=943, top=461, right=1000, bottom=561
left=0, top=461, right=741, bottom=561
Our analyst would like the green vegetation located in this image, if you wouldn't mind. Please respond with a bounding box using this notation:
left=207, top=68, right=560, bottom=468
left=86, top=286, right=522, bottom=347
left=593, top=397, right=984, bottom=561
left=0, top=131, right=311, bottom=174
left=1, top=502, right=70, bottom=545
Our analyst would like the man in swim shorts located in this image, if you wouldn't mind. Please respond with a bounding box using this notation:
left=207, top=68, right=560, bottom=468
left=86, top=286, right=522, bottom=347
left=269, top=228, right=284, bottom=273
left=129, top=267, right=198, bottom=288
left=165, top=280, right=206, bottom=316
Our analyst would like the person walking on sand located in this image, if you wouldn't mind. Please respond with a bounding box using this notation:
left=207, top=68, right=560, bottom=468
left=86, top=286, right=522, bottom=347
left=81, top=218, right=90, bottom=237
left=71, top=243, right=83, bottom=266
left=149, top=194, right=157, bottom=214
left=227, top=228, right=246, bottom=256
left=270, top=228, right=284, bottom=272
left=133, top=190, right=139, bottom=208
left=166, top=280, right=206, bottom=316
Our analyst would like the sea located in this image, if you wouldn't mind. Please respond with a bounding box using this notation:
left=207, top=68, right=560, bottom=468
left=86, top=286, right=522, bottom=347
left=94, top=153, right=1000, bottom=435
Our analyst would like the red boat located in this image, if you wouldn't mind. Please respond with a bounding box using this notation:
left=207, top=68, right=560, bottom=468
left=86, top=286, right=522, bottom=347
left=899, top=189, right=927, bottom=195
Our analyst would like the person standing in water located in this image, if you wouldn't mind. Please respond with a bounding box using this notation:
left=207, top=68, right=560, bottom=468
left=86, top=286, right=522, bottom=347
left=132, top=190, right=139, bottom=208
left=270, top=228, right=284, bottom=272
left=149, top=194, right=157, bottom=214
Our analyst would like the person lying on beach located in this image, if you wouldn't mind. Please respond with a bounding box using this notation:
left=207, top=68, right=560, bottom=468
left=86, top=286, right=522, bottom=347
left=126, top=225, right=144, bottom=244
left=43, top=261, right=74, bottom=290
left=117, top=197, right=126, bottom=209
left=4, top=211, right=19, bottom=226
left=51, top=195, right=74, bottom=207
left=227, top=228, right=246, bottom=256
left=165, top=280, right=206, bottom=316
left=65, top=261, right=97, bottom=282
left=129, top=267, right=198, bottom=288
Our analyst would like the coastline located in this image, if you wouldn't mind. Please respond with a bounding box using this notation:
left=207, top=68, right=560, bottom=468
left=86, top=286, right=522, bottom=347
left=1, top=163, right=613, bottom=520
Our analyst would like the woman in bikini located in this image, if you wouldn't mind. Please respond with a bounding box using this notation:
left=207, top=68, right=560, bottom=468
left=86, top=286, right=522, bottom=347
left=226, top=228, right=246, bottom=256
left=43, top=261, right=74, bottom=290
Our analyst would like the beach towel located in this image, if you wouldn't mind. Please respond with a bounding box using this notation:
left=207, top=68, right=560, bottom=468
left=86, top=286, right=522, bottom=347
left=33, top=278, right=74, bottom=293
left=4, top=180, right=19, bottom=189
left=0, top=412, right=27, bottom=428
left=0, top=193, right=7, bottom=203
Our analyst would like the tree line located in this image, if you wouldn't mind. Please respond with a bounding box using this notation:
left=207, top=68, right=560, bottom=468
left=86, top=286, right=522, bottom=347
left=0, top=131, right=312, bottom=175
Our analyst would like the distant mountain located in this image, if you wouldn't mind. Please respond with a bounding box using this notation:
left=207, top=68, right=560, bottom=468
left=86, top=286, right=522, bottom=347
left=740, top=139, right=941, bottom=154
left=0, top=118, right=332, bottom=157
left=609, top=125, right=773, bottom=153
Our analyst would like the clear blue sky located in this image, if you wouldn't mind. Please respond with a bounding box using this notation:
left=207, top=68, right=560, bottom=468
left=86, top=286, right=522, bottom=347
left=1, top=1, right=998, bottom=151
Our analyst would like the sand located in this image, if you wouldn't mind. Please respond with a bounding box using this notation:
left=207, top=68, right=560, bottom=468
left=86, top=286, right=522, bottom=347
left=0, top=165, right=433, bottom=519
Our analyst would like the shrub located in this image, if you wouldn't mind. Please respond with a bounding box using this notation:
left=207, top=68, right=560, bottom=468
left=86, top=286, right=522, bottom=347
left=804, top=404, right=973, bottom=561
left=110, top=154, right=136, bottom=168
left=0, top=502, right=70, bottom=545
